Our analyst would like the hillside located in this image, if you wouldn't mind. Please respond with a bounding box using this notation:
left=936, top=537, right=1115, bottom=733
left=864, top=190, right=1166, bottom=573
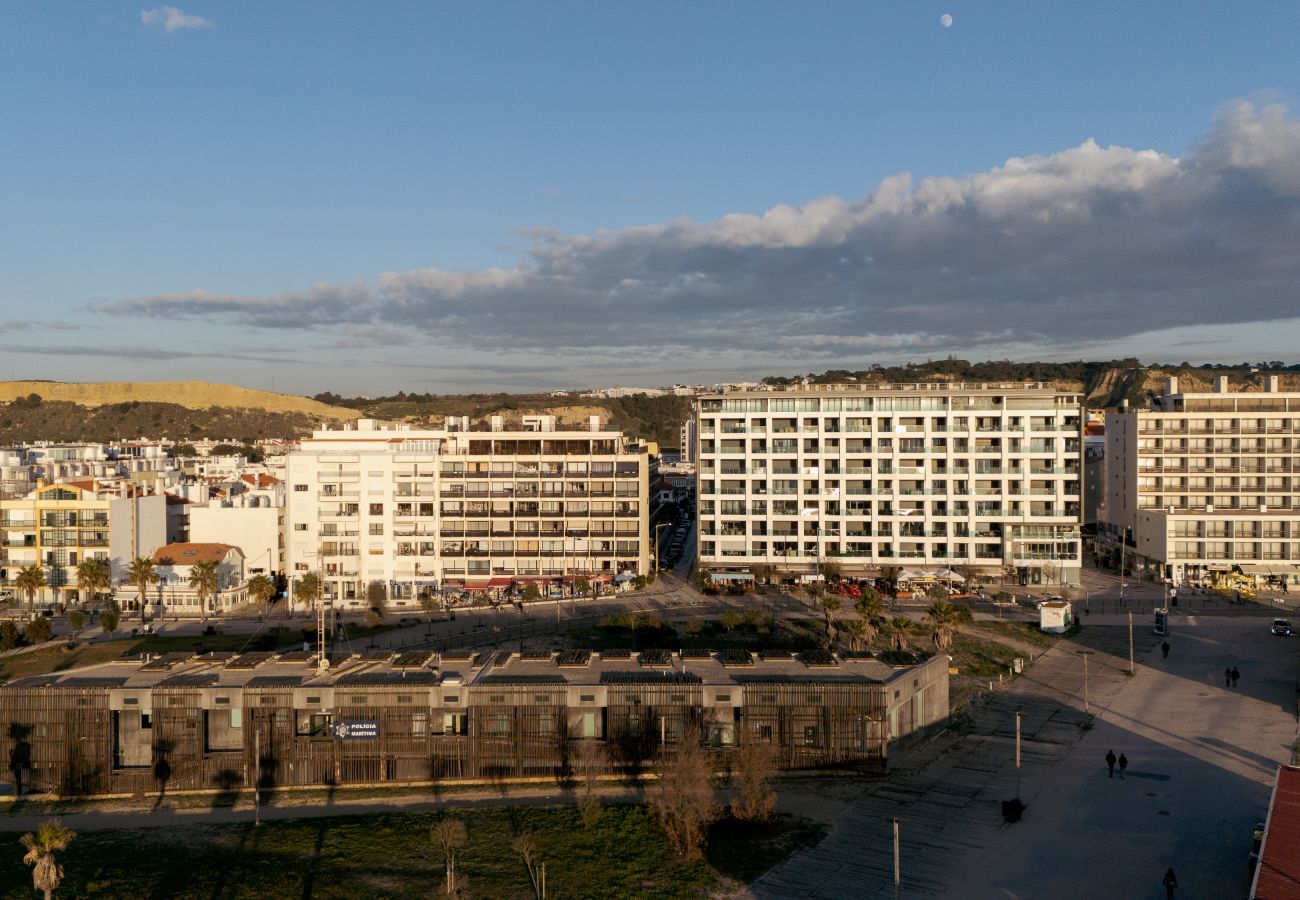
left=0, top=381, right=355, bottom=420
left=765, top=361, right=1300, bottom=409
left=315, top=392, right=692, bottom=447
left=0, top=398, right=325, bottom=444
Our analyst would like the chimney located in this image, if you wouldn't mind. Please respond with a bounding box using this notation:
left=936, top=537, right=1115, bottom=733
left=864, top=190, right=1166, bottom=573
left=1215, top=376, right=1229, bottom=393
left=1166, top=376, right=1178, bottom=395
left=1267, top=375, right=1280, bottom=393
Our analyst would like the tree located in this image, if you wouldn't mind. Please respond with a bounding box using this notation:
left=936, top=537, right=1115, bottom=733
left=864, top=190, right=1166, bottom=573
left=750, top=563, right=775, bottom=586
left=730, top=739, right=778, bottom=822
left=0, top=621, right=19, bottom=651
left=955, top=564, right=981, bottom=589
left=20, top=818, right=75, bottom=900
left=246, top=574, right=276, bottom=618
left=99, top=608, right=120, bottom=636
left=127, top=557, right=159, bottom=625
left=67, top=610, right=85, bottom=640
left=887, top=616, right=913, bottom=652
left=15, top=564, right=45, bottom=616
left=365, top=580, right=387, bottom=628
left=925, top=601, right=960, bottom=651
left=840, top=618, right=867, bottom=651
left=189, top=561, right=219, bottom=617
left=431, top=817, right=468, bottom=897
left=648, top=735, right=720, bottom=859
left=817, top=560, right=842, bottom=584
left=855, top=589, right=886, bottom=645
left=879, top=565, right=901, bottom=595
left=820, top=594, right=842, bottom=648
left=75, top=557, right=111, bottom=609
left=23, top=617, right=51, bottom=645
left=512, top=833, right=543, bottom=899
left=294, top=572, right=322, bottom=612
left=572, top=739, right=607, bottom=829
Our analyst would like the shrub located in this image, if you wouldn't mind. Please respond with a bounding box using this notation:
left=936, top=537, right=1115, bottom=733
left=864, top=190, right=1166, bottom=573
left=0, top=621, right=20, bottom=650
left=23, top=617, right=52, bottom=644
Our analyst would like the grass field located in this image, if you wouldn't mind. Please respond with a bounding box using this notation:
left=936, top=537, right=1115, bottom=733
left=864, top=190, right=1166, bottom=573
left=0, top=805, right=823, bottom=899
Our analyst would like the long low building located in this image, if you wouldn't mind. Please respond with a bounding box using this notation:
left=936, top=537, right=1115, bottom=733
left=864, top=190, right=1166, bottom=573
left=0, top=646, right=948, bottom=797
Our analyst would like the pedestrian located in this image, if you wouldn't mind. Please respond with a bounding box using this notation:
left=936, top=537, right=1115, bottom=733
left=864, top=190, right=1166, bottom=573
left=1105, top=749, right=1116, bottom=778
left=1232, top=666, right=1240, bottom=687
left=1161, top=640, right=1170, bottom=659
left=1225, top=667, right=1232, bottom=687
left=1118, top=753, right=1128, bottom=779
left=1162, top=866, right=1178, bottom=899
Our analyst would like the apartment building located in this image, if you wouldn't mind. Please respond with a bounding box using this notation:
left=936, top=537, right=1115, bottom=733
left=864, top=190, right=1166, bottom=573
left=284, top=417, right=650, bottom=608
left=1099, top=376, right=1300, bottom=587
left=0, top=480, right=167, bottom=606
left=696, top=383, right=1083, bottom=585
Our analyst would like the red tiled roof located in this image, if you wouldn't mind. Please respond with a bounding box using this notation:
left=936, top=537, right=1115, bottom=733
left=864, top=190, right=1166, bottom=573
left=1254, top=766, right=1300, bottom=899
left=151, top=543, right=240, bottom=566
left=240, top=473, right=280, bottom=488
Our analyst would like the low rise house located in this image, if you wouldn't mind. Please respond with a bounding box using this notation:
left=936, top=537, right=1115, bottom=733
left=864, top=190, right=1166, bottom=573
left=150, top=542, right=246, bottom=615
left=0, top=646, right=948, bottom=797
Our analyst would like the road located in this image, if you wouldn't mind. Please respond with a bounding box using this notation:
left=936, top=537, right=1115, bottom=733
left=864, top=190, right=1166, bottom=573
left=751, top=613, right=1299, bottom=899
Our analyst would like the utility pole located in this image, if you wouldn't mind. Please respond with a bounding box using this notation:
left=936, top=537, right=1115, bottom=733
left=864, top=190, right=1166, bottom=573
left=891, top=817, right=901, bottom=900
left=1078, top=650, right=1094, bottom=714
left=1128, top=610, right=1135, bottom=675
left=1015, top=710, right=1022, bottom=799
left=254, top=726, right=261, bottom=826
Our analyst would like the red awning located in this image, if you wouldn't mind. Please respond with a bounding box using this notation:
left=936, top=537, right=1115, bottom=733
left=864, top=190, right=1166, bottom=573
left=463, top=581, right=491, bottom=590
left=487, top=577, right=513, bottom=588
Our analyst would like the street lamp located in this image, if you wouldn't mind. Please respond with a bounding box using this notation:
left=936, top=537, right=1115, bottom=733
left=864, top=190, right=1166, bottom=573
left=1077, top=650, right=1095, bottom=714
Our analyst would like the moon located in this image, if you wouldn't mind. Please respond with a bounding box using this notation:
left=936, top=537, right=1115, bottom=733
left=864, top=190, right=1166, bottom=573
left=940, top=13, right=953, bottom=28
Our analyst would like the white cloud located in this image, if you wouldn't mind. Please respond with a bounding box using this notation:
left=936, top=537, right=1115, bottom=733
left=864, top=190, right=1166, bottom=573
left=140, top=6, right=213, bottom=33
left=101, top=101, right=1300, bottom=370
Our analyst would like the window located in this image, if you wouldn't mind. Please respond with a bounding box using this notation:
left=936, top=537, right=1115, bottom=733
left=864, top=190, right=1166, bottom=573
left=803, top=725, right=819, bottom=747
left=294, top=484, right=308, bottom=492
left=294, top=523, right=308, bottom=531
left=369, top=503, right=384, bottom=515
left=411, top=713, right=428, bottom=737
left=369, top=524, right=384, bottom=535
left=140, top=712, right=152, bottom=730
left=296, top=712, right=333, bottom=737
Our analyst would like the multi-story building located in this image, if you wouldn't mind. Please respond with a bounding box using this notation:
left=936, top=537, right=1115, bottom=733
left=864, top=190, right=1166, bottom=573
left=285, top=417, right=650, bottom=608
left=0, top=480, right=166, bottom=606
left=695, top=383, right=1083, bottom=585
left=1099, top=376, right=1300, bottom=588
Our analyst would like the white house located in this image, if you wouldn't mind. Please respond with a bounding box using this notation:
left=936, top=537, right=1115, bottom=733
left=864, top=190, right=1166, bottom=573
left=150, top=542, right=246, bottom=615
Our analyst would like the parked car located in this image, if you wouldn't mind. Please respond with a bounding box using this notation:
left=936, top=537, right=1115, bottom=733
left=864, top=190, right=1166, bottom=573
left=1271, top=618, right=1292, bottom=636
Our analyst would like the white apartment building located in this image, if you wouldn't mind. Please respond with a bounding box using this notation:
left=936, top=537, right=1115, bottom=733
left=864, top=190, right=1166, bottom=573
left=285, top=417, right=650, bottom=609
left=1100, top=375, right=1300, bottom=587
left=696, top=383, right=1083, bottom=585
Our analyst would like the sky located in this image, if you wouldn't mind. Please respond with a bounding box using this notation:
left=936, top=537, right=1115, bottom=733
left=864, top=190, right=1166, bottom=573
left=1, top=2, right=1298, bottom=395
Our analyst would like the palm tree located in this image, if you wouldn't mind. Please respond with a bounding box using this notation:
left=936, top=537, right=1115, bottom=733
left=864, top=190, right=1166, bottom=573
left=189, top=561, right=219, bottom=618
left=887, top=615, right=913, bottom=652
left=75, top=558, right=111, bottom=610
left=20, top=818, right=75, bottom=900
left=840, top=618, right=867, bottom=651
left=820, top=593, right=842, bottom=648
left=925, top=601, right=960, bottom=651
left=855, top=589, right=886, bottom=645
left=127, top=557, right=159, bottom=626
left=14, top=564, right=45, bottom=618
left=294, top=572, right=322, bottom=614
left=246, top=573, right=276, bottom=619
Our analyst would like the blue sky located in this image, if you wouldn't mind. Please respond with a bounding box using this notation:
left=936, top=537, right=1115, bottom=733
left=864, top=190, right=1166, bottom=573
left=1, top=2, right=1298, bottom=394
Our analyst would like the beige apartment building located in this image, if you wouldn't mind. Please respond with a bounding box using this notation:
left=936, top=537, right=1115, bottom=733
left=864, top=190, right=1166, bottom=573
left=695, top=383, right=1083, bottom=586
left=1100, top=376, right=1300, bottom=588
left=284, top=417, right=650, bottom=608
left=0, top=480, right=166, bottom=607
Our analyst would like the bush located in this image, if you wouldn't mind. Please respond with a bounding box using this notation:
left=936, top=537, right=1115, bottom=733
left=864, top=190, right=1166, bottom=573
left=99, top=608, right=120, bottom=634
left=67, top=610, right=85, bottom=633
left=0, top=621, right=20, bottom=650
left=23, top=617, right=52, bottom=644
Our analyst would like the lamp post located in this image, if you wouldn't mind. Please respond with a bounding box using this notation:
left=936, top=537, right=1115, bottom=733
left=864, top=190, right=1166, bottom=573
left=1077, top=650, right=1095, bottom=714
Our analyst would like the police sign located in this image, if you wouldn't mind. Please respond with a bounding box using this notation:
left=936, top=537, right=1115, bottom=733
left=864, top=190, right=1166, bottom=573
left=333, top=720, right=378, bottom=740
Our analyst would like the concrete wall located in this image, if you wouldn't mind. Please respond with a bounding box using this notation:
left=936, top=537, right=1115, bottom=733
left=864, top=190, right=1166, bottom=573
left=188, top=505, right=281, bottom=573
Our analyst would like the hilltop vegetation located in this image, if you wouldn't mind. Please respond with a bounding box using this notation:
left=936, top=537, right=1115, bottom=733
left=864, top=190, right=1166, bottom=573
left=763, top=359, right=1300, bottom=408
left=314, top=391, right=693, bottom=447
left=0, top=380, right=353, bottom=419
left=0, top=397, right=322, bottom=444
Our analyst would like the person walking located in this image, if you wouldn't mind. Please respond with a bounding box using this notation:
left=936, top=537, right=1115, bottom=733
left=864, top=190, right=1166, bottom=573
left=1232, top=666, right=1240, bottom=687
left=1225, top=666, right=1233, bottom=687
left=1105, top=749, right=1117, bottom=778
left=1161, top=640, right=1170, bottom=659
left=1118, top=753, right=1128, bottom=779
left=1162, top=866, right=1178, bottom=899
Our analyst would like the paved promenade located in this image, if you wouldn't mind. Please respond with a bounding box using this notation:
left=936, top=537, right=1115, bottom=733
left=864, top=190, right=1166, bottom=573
left=752, top=614, right=1299, bottom=899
